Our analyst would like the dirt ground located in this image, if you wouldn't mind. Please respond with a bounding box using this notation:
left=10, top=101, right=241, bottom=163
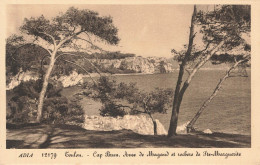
left=6, top=123, right=250, bottom=149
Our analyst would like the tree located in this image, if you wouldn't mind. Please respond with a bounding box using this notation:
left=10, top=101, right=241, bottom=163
left=186, top=5, right=251, bottom=132
left=130, top=88, right=173, bottom=135
left=87, top=76, right=173, bottom=135
left=186, top=57, right=249, bottom=133
left=17, top=7, right=119, bottom=122
left=167, top=5, right=250, bottom=137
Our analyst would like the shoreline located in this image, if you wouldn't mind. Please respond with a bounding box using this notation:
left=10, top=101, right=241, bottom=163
left=87, top=67, right=252, bottom=77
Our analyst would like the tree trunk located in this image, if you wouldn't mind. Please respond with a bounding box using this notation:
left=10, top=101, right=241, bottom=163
left=147, top=111, right=158, bottom=135
left=36, top=51, right=56, bottom=122
left=167, top=5, right=197, bottom=137
left=167, top=106, right=179, bottom=136
left=167, top=39, right=225, bottom=137
left=153, top=121, right=157, bottom=135
left=186, top=60, right=245, bottom=133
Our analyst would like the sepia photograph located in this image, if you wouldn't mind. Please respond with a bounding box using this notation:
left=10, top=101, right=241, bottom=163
left=5, top=4, right=252, bottom=150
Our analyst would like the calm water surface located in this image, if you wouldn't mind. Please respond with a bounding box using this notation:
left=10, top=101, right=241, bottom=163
left=65, top=70, right=250, bottom=135
left=113, top=70, right=251, bottom=135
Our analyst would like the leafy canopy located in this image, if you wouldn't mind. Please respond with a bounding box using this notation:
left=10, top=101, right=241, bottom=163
left=196, top=5, right=250, bottom=49
left=86, top=76, right=173, bottom=117
left=172, top=5, right=251, bottom=65
left=20, top=7, right=119, bottom=46
left=7, top=7, right=120, bottom=81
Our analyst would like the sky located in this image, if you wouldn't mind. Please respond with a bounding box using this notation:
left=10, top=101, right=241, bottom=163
left=6, top=5, right=209, bottom=58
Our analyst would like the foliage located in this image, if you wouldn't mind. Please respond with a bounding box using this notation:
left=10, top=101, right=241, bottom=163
left=6, top=35, right=25, bottom=76
left=99, top=101, right=127, bottom=117
left=97, top=65, right=137, bottom=74
left=20, top=7, right=119, bottom=46
left=14, top=7, right=120, bottom=78
left=172, top=5, right=250, bottom=66
left=196, top=5, right=250, bottom=48
left=66, top=51, right=136, bottom=59
left=6, top=35, right=48, bottom=84
left=14, top=6, right=120, bottom=122
left=86, top=76, right=173, bottom=118
left=7, top=79, right=85, bottom=125
left=168, top=5, right=251, bottom=136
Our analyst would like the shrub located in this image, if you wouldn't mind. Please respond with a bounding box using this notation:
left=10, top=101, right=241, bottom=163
left=85, top=76, right=174, bottom=134
left=89, top=76, right=173, bottom=118
left=99, top=101, right=127, bottom=117
left=7, top=79, right=85, bottom=125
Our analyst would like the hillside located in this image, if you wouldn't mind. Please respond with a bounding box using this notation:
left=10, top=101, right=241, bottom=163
left=90, top=56, right=178, bottom=74
left=7, top=54, right=246, bottom=90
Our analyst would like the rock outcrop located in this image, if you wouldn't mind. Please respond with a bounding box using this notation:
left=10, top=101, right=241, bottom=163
left=55, top=71, right=85, bottom=88
left=6, top=71, right=39, bottom=90
left=203, top=129, right=213, bottom=134
left=93, top=56, right=176, bottom=74
left=83, top=115, right=167, bottom=135
left=6, top=56, right=177, bottom=90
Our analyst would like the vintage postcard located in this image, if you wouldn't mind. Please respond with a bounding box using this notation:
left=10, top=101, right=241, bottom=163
left=1, top=0, right=260, bottom=164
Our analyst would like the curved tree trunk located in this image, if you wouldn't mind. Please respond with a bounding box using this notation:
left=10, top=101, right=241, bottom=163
left=168, top=40, right=224, bottom=137
left=186, top=59, right=247, bottom=133
left=36, top=51, right=57, bottom=123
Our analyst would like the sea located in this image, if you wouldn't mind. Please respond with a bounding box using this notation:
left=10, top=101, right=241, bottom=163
left=65, top=69, right=251, bottom=135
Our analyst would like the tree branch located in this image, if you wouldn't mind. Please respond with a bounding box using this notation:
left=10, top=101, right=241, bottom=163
left=75, top=36, right=109, bottom=53
left=187, top=56, right=250, bottom=132
left=15, top=43, right=52, bottom=57
left=55, top=52, right=103, bottom=76
left=61, top=59, right=98, bottom=85
left=56, top=30, right=85, bottom=48
left=195, top=41, right=212, bottom=55
left=185, top=68, right=191, bottom=75
left=38, top=31, right=57, bottom=49
left=132, top=109, right=146, bottom=114
left=186, top=40, right=225, bottom=84
left=40, top=55, right=50, bottom=76
left=192, top=32, right=197, bottom=39
left=176, top=40, right=225, bottom=112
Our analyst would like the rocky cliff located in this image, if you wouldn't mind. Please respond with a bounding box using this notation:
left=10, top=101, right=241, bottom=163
left=92, top=56, right=177, bottom=74
left=6, top=56, right=177, bottom=89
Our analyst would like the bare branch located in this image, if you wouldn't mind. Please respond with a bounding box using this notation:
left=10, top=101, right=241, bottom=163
left=84, top=32, right=93, bottom=43
left=234, top=57, right=237, bottom=63
left=192, top=32, right=197, bottom=39
left=132, top=110, right=146, bottom=114
left=195, top=41, right=212, bottom=55
left=185, top=68, right=191, bottom=75
left=40, top=55, right=50, bottom=75
left=55, top=52, right=103, bottom=77
left=228, top=75, right=248, bottom=78
left=15, top=43, right=52, bottom=56
left=62, top=59, right=98, bottom=85
left=75, top=36, right=109, bottom=53
left=38, top=31, right=56, bottom=49
left=56, top=29, right=85, bottom=48
left=178, top=40, right=225, bottom=99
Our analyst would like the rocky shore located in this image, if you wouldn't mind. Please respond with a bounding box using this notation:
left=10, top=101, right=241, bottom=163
left=6, top=56, right=177, bottom=90
left=83, top=115, right=167, bottom=135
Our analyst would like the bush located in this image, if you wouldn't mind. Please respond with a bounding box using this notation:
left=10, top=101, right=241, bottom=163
left=85, top=76, right=174, bottom=135
left=99, top=101, right=127, bottom=117
left=7, top=79, right=85, bottom=125
left=88, top=76, right=173, bottom=118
